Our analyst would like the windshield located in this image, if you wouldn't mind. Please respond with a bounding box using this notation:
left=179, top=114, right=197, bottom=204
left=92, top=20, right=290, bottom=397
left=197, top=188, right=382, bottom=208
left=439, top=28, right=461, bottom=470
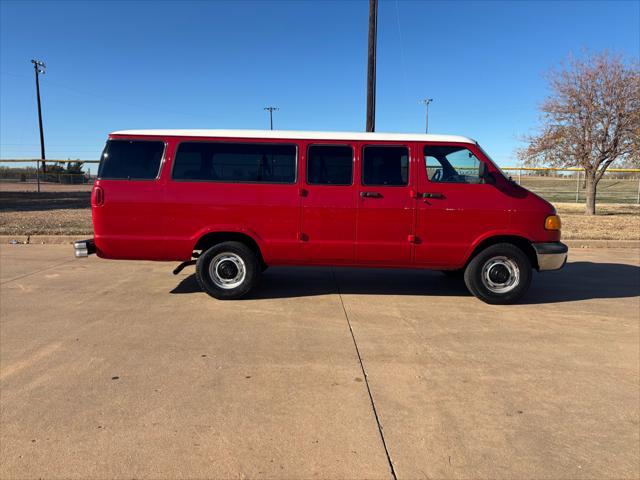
left=477, top=144, right=509, bottom=179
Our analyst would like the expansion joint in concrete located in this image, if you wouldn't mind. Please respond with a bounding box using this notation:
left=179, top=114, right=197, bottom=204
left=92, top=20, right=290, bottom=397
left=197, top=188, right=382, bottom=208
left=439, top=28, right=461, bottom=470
left=331, top=268, right=398, bottom=480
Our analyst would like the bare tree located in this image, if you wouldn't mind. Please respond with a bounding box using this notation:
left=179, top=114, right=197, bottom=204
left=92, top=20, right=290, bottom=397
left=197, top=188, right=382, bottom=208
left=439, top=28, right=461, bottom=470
left=519, top=52, right=639, bottom=215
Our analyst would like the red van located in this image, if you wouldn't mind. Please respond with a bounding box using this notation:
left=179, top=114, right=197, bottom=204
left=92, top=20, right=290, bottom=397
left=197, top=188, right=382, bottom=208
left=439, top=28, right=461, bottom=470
left=74, top=129, right=567, bottom=304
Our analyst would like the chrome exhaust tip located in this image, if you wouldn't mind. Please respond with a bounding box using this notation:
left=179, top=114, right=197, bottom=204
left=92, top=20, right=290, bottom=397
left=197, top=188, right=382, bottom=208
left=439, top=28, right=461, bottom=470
left=74, top=239, right=95, bottom=258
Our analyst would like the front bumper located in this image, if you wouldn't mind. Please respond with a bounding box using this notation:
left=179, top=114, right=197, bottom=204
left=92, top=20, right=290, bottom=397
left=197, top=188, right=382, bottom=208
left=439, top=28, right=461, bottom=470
left=74, top=239, right=96, bottom=258
left=533, top=242, right=568, bottom=271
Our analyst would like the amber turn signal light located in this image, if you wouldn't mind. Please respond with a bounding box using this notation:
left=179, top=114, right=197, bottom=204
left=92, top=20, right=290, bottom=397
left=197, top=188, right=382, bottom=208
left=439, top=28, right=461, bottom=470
left=544, top=215, right=561, bottom=230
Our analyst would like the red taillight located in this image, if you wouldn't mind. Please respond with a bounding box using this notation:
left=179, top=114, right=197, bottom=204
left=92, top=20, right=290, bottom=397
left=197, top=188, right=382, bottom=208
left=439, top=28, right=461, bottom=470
left=92, top=186, right=104, bottom=206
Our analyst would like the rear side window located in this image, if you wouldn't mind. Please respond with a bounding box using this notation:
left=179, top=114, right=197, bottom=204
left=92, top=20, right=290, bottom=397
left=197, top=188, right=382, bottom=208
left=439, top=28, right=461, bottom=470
left=307, top=145, right=353, bottom=185
left=362, top=146, right=409, bottom=186
left=98, top=140, right=164, bottom=180
left=173, top=142, right=297, bottom=183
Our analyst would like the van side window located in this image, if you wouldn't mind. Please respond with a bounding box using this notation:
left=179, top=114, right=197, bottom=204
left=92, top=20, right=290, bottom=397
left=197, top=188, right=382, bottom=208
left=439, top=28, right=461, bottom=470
left=424, top=145, right=482, bottom=184
left=307, top=145, right=353, bottom=185
left=173, top=142, right=296, bottom=183
left=98, top=140, right=164, bottom=180
left=362, top=146, right=408, bottom=186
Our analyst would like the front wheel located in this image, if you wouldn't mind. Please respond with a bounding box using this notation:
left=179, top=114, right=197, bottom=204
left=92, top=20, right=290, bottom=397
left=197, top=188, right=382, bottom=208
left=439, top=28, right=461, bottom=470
left=196, top=241, right=260, bottom=299
left=464, top=243, right=532, bottom=305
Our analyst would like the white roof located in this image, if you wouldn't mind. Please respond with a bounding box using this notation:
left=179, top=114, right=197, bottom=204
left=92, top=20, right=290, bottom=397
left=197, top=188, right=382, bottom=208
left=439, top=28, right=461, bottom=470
left=110, top=129, right=476, bottom=144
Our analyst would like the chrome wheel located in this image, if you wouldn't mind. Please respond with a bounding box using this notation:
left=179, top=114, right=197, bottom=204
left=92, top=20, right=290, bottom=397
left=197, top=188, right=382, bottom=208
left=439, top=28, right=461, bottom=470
left=481, top=256, right=520, bottom=294
left=209, top=253, right=246, bottom=289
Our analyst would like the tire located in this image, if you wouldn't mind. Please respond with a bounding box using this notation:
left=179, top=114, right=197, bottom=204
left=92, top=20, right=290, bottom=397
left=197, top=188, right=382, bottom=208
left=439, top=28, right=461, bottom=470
left=195, top=241, right=260, bottom=300
left=463, top=243, right=532, bottom=305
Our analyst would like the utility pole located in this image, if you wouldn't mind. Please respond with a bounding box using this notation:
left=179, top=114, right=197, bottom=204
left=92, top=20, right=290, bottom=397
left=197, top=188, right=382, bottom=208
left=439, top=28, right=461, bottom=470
left=365, top=0, right=378, bottom=132
left=264, top=106, right=279, bottom=130
left=420, top=98, right=433, bottom=133
left=31, top=59, right=46, bottom=193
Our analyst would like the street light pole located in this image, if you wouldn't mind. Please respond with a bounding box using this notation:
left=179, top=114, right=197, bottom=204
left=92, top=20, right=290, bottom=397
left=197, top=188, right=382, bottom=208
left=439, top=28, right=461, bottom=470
left=365, top=0, right=378, bottom=132
left=419, top=98, right=433, bottom=133
left=264, top=106, right=279, bottom=130
left=31, top=59, right=46, bottom=193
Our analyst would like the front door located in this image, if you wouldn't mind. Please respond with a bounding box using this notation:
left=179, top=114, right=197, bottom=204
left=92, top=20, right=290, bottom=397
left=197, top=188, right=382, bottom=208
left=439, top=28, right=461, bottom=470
left=356, top=144, right=415, bottom=266
left=414, top=142, right=512, bottom=268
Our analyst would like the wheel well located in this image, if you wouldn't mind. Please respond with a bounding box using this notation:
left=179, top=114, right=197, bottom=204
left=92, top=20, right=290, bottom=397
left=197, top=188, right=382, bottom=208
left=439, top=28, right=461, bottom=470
left=467, top=235, right=538, bottom=270
left=194, top=232, right=265, bottom=265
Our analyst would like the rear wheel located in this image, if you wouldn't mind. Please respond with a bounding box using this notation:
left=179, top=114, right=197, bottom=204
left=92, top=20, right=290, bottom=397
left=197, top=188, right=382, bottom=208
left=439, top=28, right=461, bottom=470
left=196, top=241, right=260, bottom=299
left=464, top=243, right=532, bottom=304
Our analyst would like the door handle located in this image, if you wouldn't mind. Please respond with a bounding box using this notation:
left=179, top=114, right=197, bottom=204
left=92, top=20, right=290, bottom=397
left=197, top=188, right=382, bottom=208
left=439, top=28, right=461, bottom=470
left=360, top=191, right=382, bottom=198
left=422, top=192, right=444, bottom=199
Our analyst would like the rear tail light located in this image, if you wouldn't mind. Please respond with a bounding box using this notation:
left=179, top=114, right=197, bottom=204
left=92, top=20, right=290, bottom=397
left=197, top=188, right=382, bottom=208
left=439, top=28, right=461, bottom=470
left=544, top=215, right=561, bottom=230
left=92, top=186, right=104, bottom=206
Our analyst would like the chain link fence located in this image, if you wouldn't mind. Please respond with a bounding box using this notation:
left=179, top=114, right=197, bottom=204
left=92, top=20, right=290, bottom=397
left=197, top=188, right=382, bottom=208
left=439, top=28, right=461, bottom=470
left=503, top=167, right=640, bottom=204
left=0, top=159, right=98, bottom=192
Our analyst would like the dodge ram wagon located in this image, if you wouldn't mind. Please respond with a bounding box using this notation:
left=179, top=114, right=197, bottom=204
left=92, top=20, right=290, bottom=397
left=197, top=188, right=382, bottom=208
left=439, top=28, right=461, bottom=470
left=74, top=129, right=568, bottom=304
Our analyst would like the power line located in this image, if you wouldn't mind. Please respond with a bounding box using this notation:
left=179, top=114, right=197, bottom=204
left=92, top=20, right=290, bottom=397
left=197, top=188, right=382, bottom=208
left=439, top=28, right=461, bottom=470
left=0, top=71, right=197, bottom=119
left=0, top=143, right=99, bottom=146
left=394, top=0, right=409, bottom=103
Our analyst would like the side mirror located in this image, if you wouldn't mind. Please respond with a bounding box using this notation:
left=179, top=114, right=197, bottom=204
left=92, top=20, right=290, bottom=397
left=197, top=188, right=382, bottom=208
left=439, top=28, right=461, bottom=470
left=479, top=162, right=496, bottom=185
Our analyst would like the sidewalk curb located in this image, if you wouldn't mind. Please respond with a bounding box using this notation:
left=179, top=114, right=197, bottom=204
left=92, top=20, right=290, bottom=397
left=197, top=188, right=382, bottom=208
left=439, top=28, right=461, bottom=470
left=1, top=235, right=81, bottom=245
left=564, top=239, right=640, bottom=249
left=2, top=235, right=639, bottom=249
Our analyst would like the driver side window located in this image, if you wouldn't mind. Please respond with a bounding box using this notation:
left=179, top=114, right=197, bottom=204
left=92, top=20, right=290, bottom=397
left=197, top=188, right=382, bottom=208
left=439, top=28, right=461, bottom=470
left=425, top=145, right=482, bottom=184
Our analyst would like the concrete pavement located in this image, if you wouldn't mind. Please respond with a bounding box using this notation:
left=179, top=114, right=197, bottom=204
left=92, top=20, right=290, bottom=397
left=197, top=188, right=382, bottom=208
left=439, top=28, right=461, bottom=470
left=1, top=245, right=639, bottom=479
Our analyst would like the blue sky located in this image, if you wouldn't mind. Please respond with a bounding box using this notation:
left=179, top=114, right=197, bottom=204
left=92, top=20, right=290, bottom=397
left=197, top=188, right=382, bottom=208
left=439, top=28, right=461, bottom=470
left=1, top=0, right=638, bottom=166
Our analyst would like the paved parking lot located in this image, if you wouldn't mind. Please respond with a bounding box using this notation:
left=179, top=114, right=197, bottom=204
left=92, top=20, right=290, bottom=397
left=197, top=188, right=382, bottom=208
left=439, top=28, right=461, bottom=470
left=1, top=245, right=639, bottom=479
